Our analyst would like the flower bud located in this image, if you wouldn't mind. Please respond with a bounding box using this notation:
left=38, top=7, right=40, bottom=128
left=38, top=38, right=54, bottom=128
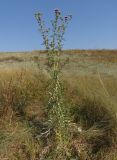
left=68, top=15, right=72, bottom=19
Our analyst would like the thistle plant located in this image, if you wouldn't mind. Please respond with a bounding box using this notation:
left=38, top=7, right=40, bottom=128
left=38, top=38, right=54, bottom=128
left=35, top=9, right=72, bottom=155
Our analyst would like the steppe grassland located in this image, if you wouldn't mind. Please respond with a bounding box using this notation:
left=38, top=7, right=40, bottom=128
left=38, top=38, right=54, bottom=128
left=0, top=50, right=117, bottom=159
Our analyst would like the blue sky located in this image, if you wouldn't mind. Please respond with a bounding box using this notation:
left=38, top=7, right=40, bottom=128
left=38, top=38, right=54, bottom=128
left=0, top=0, right=117, bottom=51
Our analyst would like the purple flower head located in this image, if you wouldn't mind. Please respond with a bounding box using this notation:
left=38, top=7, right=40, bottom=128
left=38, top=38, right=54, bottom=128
left=54, top=9, right=61, bottom=15
left=65, top=16, right=68, bottom=21
left=54, top=9, right=59, bottom=12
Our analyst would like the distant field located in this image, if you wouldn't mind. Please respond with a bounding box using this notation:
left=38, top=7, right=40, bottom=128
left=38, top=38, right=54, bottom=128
left=0, top=50, right=117, bottom=77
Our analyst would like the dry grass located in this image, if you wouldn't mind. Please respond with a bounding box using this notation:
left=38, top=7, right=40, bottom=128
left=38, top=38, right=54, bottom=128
left=0, top=118, right=42, bottom=160
left=0, top=50, right=117, bottom=159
